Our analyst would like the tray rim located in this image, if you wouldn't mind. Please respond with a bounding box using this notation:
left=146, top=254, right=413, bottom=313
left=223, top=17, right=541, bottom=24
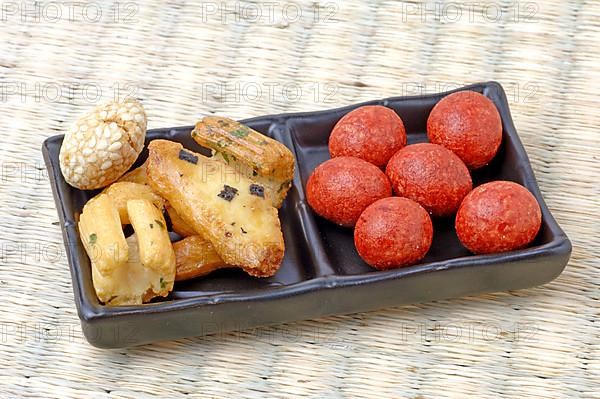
left=42, top=81, right=572, bottom=323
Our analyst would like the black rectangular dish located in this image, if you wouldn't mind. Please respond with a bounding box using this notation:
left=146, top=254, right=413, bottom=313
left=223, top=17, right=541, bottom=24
left=43, top=82, right=571, bottom=348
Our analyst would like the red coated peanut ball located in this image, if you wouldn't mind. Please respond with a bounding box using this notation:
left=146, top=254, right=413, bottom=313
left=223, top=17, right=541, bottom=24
left=385, top=143, right=472, bottom=217
left=354, top=197, right=433, bottom=269
left=329, top=105, right=407, bottom=168
left=427, top=91, right=502, bottom=169
left=306, top=157, right=392, bottom=227
left=455, top=181, right=542, bottom=254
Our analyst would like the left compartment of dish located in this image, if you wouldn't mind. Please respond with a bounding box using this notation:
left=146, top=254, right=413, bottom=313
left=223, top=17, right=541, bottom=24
left=44, top=121, right=322, bottom=308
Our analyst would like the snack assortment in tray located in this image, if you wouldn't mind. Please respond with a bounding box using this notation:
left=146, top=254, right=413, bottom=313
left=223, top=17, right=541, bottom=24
left=43, top=82, right=571, bottom=347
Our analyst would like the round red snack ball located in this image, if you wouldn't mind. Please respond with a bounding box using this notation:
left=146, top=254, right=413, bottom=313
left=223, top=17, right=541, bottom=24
left=306, top=156, right=392, bottom=227
left=329, top=105, right=407, bottom=168
left=386, top=143, right=472, bottom=217
left=455, top=181, right=542, bottom=254
left=427, top=90, right=502, bottom=169
left=354, top=197, right=433, bottom=269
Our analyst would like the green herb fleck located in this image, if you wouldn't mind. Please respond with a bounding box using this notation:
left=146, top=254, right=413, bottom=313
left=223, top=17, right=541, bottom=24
left=259, top=140, right=269, bottom=146
left=154, top=219, right=165, bottom=229
left=231, top=127, right=250, bottom=138
left=89, top=233, right=97, bottom=245
left=160, top=277, right=167, bottom=289
left=221, top=152, right=230, bottom=164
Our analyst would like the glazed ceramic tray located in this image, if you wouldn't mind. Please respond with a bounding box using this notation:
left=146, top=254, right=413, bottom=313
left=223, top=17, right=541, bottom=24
left=42, top=82, right=571, bottom=348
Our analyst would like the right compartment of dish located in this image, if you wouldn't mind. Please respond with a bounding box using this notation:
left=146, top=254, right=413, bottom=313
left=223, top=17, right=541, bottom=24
left=289, top=82, right=551, bottom=277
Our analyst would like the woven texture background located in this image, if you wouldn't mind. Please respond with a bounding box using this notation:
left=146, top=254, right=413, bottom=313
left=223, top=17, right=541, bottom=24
left=0, top=1, right=598, bottom=397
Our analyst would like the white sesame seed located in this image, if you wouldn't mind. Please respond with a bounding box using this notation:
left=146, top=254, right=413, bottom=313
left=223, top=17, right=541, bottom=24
left=108, top=142, right=122, bottom=152
left=97, top=139, right=108, bottom=150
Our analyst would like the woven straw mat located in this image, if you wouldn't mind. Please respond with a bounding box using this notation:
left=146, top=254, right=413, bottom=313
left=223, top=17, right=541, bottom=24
left=0, top=1, right=598, bottom=398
